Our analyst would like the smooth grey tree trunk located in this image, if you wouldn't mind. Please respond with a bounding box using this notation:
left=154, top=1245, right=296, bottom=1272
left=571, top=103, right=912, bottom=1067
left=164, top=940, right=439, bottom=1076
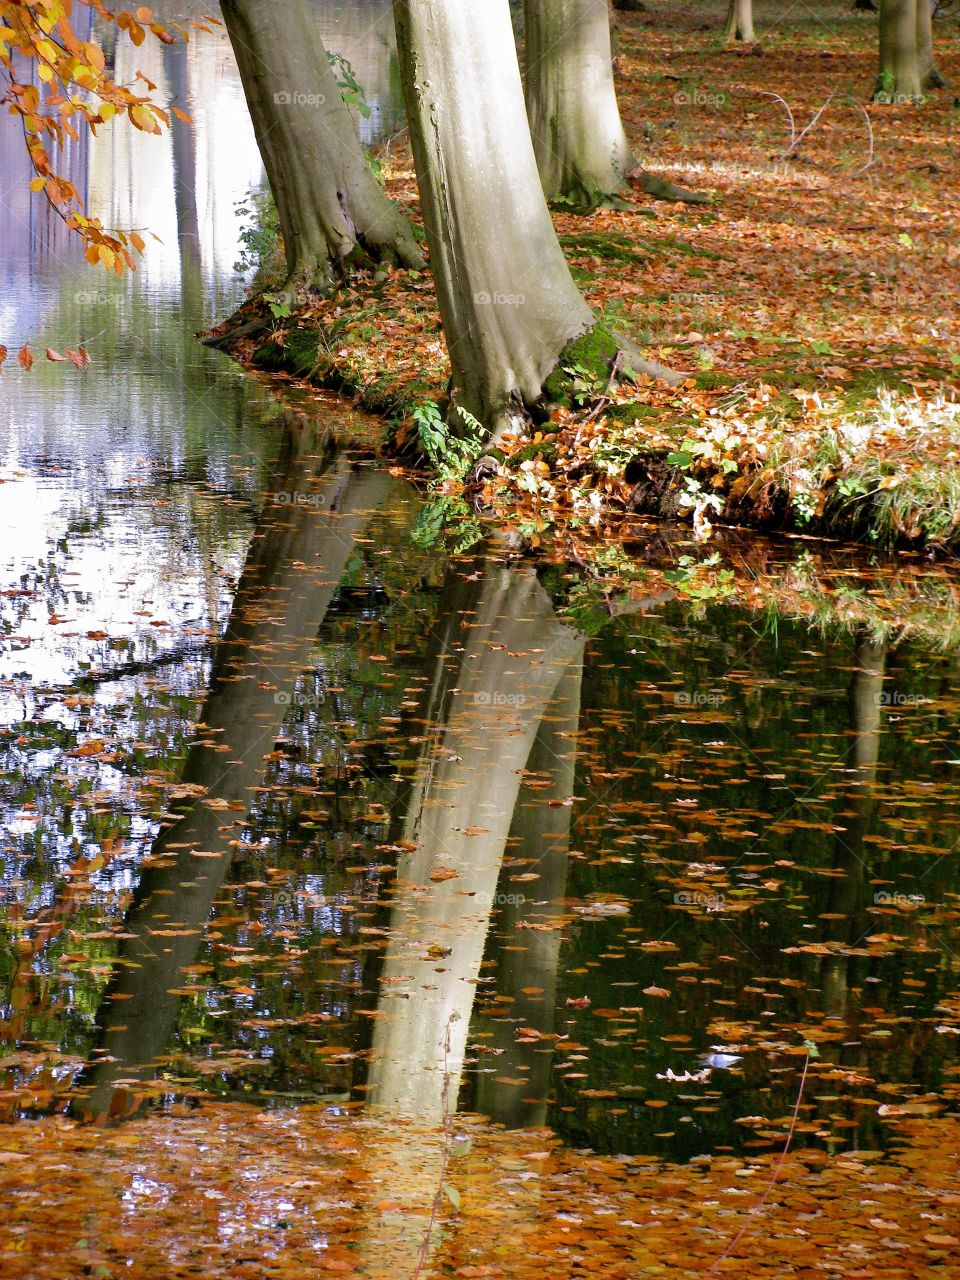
left=77, top=437, right=396, bottom=1118
left=524, top=0, right=634, bottom=205
left=220, top=0, right=422, bottom=296
left=392, top=0, right=596, bottom=440
left=876, top=0, right=925, bottom=101
left=724, top=0, right=756, bottom=40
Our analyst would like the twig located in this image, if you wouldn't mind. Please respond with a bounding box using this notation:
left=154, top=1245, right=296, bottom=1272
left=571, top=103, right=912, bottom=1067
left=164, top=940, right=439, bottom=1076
left=703, top=1048, right=813, bottom=1278
left=784, top=94, right=835, bottom=156
left=754, top=90, right=797, bottom=150
left=851, top=103, right=876, bottom=176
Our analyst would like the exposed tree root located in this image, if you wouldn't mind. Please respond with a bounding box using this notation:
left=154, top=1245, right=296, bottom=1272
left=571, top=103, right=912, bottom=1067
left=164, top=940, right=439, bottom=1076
left=632, top=169, right=710, bottom=204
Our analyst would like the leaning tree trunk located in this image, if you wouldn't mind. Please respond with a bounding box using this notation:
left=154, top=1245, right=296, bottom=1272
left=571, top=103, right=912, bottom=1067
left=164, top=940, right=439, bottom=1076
left=524, top=0, right=634, bottom=205
left=916, top=0, right=946, bottom=88
left=392, top=0, right=595, bottom=440
left=393, top=0, right=679, bottom=443
left=220, top=0, right=422, bottom=296
left=724, top=0, right=755, bottom=40
left=876, top=0, right=925, bottom=100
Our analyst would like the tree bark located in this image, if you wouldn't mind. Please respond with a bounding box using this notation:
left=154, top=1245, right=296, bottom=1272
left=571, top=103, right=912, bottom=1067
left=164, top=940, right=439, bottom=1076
left=220, top=0, right=422, bottom=296
left=724, top=0, right=756, bottom=41
left=916, top=0, right=946, bottom=88
left=524, top=0, right=634, bottom=206
left=392, top=0, right=597, bottom=440
left=876, top=0, right=925, bottom=101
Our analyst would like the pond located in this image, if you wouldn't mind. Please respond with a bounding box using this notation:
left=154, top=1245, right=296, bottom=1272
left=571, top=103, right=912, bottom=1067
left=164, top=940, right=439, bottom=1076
left=1, top=0, right=959, bottom=1184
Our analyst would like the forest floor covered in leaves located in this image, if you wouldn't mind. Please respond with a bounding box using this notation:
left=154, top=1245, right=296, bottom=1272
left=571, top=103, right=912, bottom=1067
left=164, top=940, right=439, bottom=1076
left=217, top=0, right=960, bottom=555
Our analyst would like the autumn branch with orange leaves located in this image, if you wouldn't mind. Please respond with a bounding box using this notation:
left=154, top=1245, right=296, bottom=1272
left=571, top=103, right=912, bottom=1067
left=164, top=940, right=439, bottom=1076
left=0, top=1, right=220, bottom=369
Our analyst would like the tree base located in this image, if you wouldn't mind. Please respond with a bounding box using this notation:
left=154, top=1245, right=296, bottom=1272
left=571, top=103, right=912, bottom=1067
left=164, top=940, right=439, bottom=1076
left=542, top=324, right=681, bottom=406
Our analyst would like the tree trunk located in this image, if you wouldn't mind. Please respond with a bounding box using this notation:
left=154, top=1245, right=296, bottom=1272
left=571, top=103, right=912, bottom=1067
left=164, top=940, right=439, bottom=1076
left=724, top=0, right=756, bottom=41
left=165, top=40, right=203, bottom=316
left=876, top=0, right=925, bottom=101
left=524, top=0, right=634, bottom=206
left=392, top=0, right=597, bottom=440
left=916, top=0, right=946, bottom=88
left=220, top=0, right=422, bottom=297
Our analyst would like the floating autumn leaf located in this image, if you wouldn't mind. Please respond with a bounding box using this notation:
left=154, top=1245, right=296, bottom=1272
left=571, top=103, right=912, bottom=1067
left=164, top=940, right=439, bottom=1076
left=429, top=866, right=459, bottom=883
left=68, top=740, right=108, bottom=758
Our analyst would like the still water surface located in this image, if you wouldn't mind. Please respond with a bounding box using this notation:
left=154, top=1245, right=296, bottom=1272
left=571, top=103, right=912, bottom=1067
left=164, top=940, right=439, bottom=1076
left=1, top=1, right=958, bottom=1167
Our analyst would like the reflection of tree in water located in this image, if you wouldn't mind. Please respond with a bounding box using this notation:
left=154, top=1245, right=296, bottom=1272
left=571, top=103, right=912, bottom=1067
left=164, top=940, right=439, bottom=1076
left=819, top=629, right=887, bottom=1019
left=362, top=549, right=585, bottom=1123
left=77, top=427, right=397, bottom=1117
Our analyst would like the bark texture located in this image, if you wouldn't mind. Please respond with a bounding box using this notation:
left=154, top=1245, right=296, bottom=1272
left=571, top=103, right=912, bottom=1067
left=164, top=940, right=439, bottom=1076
left=917, top=0, right=946, bottom=87
left=524, top=0, right=634, bottom=205
left=876, top=0, right=925, bottom=100
left=221, top=0, right=422, bottom=295
left=392, top=0, right=595, bottom=438
left=724, top=0, right=756, bottom=41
